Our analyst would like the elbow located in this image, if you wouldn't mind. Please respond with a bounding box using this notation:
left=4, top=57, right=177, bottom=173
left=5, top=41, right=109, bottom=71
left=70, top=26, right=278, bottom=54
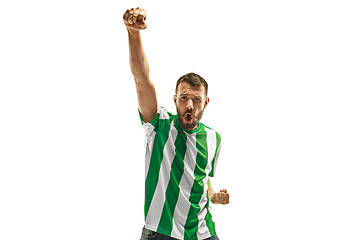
left=130, top=64, right=150, bottom=82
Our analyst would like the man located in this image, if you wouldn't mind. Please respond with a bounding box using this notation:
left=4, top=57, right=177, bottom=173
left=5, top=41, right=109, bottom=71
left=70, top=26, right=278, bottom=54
left=123, top=7, right=230, bottom=240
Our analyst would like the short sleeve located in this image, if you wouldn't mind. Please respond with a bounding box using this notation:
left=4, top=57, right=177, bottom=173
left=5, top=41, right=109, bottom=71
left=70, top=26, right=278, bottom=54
left=209, top=133, right=221, bottom=177
left=139, top=104, right=172, bottom=137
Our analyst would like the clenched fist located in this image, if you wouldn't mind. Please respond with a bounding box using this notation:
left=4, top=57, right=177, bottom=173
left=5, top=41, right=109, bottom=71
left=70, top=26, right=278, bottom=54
left=211, top=189, right=230, bottom=205
left=123, top=7, right=147, bottom=31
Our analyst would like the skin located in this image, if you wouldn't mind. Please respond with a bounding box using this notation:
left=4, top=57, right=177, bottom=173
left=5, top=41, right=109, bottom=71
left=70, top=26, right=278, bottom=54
left=208, top=180, right=230, bottom=205
left=173, top=82, right=209, bottom=131
left=124, top=7, right=229, bottom=205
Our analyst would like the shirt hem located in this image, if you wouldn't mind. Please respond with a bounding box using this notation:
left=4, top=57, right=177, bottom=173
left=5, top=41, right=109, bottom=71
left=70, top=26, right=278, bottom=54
left=144, top=223, right=215, bottom=240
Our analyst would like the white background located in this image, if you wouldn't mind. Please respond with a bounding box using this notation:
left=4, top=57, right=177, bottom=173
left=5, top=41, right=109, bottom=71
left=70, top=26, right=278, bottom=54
left=1, top=0, right=359, bottom=239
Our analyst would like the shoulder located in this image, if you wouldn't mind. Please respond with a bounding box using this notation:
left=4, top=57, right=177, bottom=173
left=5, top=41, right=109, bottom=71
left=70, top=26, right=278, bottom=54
left=141, top=105, right=174, bottom=124
left=158, top=105, right=174, bottom=120
left=201, top=123, right=221, bottom=140
left=147, top=105, right=175, bottom=129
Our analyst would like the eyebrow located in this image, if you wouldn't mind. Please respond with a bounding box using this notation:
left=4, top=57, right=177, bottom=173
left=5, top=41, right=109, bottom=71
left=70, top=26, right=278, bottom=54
left=179, top=93, right=203, bottom=99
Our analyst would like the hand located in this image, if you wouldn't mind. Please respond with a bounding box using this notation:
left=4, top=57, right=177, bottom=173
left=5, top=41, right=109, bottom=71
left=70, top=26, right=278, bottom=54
left=211, top=189, right=230, bottom=205
left=123, top=7, right=147, bottom=31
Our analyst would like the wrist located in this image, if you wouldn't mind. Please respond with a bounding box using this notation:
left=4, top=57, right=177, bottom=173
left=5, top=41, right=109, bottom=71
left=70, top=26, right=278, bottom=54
left=127, top=28, right=141, bottom=37
left=210, top=195, right=216, bottom=204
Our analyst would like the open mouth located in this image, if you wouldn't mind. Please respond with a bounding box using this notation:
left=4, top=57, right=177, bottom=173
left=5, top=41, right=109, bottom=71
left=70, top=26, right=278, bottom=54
left=185, top=113, right=192, bottom=121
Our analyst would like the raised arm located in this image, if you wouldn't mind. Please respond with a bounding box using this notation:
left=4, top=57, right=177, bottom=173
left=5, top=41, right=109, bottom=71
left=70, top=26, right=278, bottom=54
left=123, top=7, right=157, bottom=123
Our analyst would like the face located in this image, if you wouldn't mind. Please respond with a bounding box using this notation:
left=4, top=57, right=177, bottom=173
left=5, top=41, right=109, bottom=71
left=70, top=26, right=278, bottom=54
left=173, top=82, right=209, bottom=131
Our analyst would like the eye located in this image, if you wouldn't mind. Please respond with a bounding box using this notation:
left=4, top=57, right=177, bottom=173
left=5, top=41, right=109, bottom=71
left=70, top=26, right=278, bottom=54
left=180, top=96, right=187, bottom=100
left=194, top=97, right=201, bottom=102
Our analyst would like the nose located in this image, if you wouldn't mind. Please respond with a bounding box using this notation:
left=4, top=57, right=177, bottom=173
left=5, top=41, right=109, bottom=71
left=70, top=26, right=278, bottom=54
left=186, top=99, right=193, bottom=110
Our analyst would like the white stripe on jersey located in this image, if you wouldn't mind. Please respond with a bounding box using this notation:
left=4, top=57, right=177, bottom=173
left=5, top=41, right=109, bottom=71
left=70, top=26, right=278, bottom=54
left=145, top=121, right=178, bottom=226
left=144, top=132, right=155, bottom=180
left=143, top=107, right=170, bottom=180
left=159, top=106, right=170, bottom=120
left=196, top=128, right=217, bottom=239
left=212, top=142, right=221, bottom=176
left=170, top=132, right=198, bottom=239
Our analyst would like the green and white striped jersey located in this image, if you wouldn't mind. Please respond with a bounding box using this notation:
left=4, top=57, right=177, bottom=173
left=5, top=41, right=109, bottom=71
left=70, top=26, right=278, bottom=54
left=140, top=105, right=221, bottom=240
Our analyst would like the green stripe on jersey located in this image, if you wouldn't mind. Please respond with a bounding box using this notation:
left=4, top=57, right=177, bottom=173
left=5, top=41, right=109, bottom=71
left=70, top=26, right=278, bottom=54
left=204, top=189, right=216, bottom=236
left=144, top=118, right=171, bottom=219
left=141, top=106, right=221, bottom=239
left=184, top=126, right=208, bottom=239
left=157, top=130, right=187, bottom=235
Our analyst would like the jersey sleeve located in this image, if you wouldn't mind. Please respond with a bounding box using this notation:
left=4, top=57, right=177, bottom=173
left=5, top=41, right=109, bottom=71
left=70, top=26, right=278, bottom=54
left=209, top=132, right=221, bottom=177
left=139, top=104, right=172, bottom=137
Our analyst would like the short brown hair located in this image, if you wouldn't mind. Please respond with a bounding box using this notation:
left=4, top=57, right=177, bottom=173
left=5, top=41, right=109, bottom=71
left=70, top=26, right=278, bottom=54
left=175, top=72, right=208, bottom=96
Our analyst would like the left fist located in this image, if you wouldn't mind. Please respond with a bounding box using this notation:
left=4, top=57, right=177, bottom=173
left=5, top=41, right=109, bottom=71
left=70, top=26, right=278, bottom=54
left=211, top=189, right=230, bottom=205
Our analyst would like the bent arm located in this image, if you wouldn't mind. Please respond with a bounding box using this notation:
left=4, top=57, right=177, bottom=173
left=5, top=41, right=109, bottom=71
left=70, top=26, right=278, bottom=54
left=125, top=8, right=157, bottom=123
left=208, top=178, right=230, bottom=205
left=208, top=178, right=215, bottom=202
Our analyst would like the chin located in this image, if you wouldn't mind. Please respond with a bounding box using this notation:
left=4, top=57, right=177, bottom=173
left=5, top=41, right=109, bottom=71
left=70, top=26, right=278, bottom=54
left=181, top=118, right=198, bottom=131
left=176, top=107, right=203, bottom=131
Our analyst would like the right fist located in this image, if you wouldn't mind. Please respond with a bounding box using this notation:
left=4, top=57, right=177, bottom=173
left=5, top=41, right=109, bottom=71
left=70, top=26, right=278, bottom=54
left=123, top=7, right=147, bottom=31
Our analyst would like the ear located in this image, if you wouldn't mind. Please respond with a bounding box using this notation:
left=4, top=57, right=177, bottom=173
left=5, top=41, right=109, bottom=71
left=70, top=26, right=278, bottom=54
left=204, top=97, right=209, bottom=108
left=173, top=95, right=177, bottom=104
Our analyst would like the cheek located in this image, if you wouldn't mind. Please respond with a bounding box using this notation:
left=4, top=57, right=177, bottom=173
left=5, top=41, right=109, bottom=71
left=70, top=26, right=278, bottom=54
left=176, top=102, right=186, bottom=112
left=196, top=103, right=205, bottom=111
left=176, top=101, right=182, bottom=108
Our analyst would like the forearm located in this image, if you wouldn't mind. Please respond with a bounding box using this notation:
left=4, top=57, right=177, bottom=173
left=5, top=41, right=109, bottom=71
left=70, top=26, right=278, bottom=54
left=124, top=7, right=157, bottom=122
left=208, top=179, right=216, bottom=204
left=128, top=29, right=150, bottom=82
